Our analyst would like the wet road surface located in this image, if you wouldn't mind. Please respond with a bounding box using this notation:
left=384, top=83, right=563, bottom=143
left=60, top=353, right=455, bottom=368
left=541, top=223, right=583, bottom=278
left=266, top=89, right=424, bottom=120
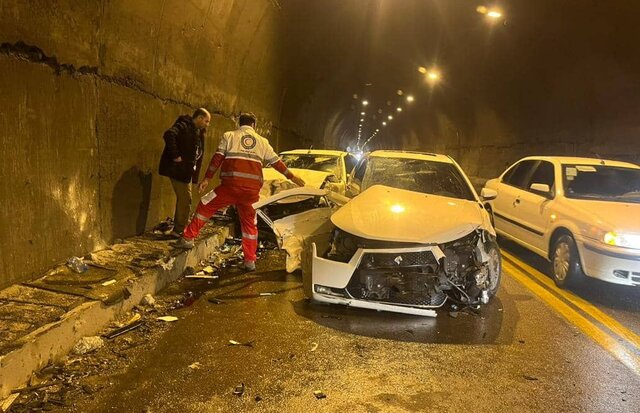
left=41, top=245, right=640, bottom=413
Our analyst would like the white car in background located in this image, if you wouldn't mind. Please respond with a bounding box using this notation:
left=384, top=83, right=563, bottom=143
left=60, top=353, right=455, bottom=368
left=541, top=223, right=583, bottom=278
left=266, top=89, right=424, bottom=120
left=483, top=156, right=640, bottom=288
left=261, top=149, right=358, bottom=198
left=306, top=150, right=502, bottom=317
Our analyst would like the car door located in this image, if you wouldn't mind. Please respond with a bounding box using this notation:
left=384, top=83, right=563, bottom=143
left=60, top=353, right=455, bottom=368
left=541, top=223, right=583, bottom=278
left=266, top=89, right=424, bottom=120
left=513, top=160, right=556, bottom=254
left=492, top=160, right=539, bottom=245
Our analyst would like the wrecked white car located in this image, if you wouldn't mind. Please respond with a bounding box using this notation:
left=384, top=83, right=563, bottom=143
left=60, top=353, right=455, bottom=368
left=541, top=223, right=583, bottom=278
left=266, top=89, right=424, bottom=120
left=307, top=151, right=502, bottom=317
left=253, top=187, right=348, bottom=273
left=260, top=149, right=358, bottom=199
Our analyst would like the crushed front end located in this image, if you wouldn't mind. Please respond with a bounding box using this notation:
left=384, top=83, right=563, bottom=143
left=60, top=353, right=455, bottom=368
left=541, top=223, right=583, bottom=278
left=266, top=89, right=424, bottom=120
left=310, top=229, right=501, bottom=317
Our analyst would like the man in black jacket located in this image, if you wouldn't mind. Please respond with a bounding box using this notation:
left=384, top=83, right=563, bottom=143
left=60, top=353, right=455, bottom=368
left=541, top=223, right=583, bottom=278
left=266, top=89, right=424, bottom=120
left=159, top=108, right=211, bottom=237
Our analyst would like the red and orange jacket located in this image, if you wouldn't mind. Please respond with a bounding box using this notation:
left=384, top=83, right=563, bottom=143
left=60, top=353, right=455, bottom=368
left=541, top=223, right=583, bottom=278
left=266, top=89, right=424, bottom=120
left=205, top=125, right=292, bottom=190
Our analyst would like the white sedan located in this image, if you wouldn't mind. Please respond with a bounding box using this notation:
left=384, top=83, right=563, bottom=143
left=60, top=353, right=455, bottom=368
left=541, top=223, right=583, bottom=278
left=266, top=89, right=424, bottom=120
left=307, top=150, right=502, bottom=316
left=483, top=156, right=640, bottom=288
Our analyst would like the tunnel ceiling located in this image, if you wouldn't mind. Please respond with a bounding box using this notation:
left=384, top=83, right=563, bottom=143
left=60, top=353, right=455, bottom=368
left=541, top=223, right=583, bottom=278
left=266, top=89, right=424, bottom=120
left=280, top=0, right=640, bottom=154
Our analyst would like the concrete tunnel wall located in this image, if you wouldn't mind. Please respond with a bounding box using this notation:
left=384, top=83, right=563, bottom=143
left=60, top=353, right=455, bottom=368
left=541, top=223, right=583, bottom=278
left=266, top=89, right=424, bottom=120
left=0, top=0, right=301, bottom=287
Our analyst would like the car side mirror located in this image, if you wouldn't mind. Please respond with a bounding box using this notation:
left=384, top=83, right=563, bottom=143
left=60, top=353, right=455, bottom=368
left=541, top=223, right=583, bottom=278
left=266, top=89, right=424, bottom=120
left=530, top=183, right=551, bottom=196
left=325, top=175, right=339, bottom=183
left=480, top=188, right=498, bottom=201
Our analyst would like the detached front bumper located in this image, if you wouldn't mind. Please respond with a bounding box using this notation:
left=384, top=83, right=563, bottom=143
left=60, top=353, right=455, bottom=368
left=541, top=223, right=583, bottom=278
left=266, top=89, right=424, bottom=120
left=577, top=239, right=640, bottom=286
left=309, top=243, right=447, bottom=317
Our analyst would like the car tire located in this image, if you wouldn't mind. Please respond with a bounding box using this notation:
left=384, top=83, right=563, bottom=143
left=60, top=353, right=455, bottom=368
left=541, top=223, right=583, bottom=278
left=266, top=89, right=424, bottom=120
left=485, top=240, right=502, bottom=297
left=551, top=234, right=584, bottom=288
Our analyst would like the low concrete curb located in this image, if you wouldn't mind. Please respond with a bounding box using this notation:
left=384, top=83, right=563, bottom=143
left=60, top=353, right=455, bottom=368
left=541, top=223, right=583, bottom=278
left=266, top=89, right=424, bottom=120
left=0, top=228, right=229, bottom=399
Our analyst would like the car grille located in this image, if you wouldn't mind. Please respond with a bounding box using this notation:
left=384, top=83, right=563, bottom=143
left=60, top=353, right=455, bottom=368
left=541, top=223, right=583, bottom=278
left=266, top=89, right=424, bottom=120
left=358, top=251, right=439, bottom=269
left=345, top=249, right=446, bottom=308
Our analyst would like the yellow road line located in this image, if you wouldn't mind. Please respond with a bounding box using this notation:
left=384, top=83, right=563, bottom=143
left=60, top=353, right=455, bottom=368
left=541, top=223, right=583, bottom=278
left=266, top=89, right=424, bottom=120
left=502, top=250, right=640, bottom=351
left=503, top=260, right=640, bottom=376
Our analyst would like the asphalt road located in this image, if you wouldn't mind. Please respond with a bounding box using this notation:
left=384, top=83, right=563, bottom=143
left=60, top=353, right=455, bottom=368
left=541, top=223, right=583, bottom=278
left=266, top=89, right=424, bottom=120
left=39, top=244, right=640, bottom=413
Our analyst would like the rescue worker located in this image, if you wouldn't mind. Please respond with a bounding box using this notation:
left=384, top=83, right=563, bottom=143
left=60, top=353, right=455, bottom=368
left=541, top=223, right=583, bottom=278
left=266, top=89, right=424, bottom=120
left=159, top=108, right=211, bottom=237
left=171, top=113, right=305, bottom=271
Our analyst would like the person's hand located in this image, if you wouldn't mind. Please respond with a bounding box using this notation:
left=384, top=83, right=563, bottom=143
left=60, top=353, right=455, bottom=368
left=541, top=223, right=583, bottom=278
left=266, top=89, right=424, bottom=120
left=198, top=178, right=210, bottom=194
left=291, top=175, right=305, bottom=187
left=173, top=156, right=183, bottom=162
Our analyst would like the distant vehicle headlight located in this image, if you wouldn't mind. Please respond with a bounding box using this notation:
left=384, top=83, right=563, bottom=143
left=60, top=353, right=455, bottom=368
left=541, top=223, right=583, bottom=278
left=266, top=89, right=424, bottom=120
left=603, top=231, right=640, bottom=249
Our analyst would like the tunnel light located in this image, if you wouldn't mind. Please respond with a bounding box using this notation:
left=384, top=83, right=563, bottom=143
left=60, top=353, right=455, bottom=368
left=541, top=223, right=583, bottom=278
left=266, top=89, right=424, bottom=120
left=487, top=10, right=502, bottom=19
left=418, top=66, right=427, bottom=74
left=477, top=5, right=503, bottom=20
left=427, top=70, right=441, bottom=82
left=396, top=107, right=402, bottom=112
left=397, top=89, right=404, bottom=96
left=360, top=118, right=364, bottom=122
left=362, top=100, right=369, bottom=106
left=360, top=112, right=365, bottom=115
left=406, top=95, right=415, bottom=103
left=376, top=129, right=379, bottom=132
left=382, top=121, right=387, bottom=126
left=388, top=115, right=393, bottom=120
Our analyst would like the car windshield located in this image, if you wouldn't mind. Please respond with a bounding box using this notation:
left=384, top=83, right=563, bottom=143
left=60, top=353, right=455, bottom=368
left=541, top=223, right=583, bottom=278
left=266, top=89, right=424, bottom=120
left=563, top=164, right=640, bottom=203
left=280, top=154, right=339, bottom=176
left=362, top=157, right=475, bottom=201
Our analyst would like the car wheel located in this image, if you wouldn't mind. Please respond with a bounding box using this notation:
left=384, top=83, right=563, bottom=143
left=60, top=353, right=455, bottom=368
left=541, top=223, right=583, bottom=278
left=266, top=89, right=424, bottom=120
left=551, top=235, right=583, bottom=288
left=485, top=241, right=502, bottom=297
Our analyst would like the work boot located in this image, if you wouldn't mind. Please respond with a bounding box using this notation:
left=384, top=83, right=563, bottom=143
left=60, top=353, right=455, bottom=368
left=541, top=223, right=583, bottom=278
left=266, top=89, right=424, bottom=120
left=243, top=261, right=256, bottom=272
left=171, top=237, right=194, bottom=249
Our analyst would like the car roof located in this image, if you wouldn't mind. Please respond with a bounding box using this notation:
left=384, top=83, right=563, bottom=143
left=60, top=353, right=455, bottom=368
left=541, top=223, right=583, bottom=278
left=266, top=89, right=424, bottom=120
left=280, top=149, right=345, bottom=156
left=369, top=150, right=454, bottom=164
left=517, top=156, right=639, bottom=169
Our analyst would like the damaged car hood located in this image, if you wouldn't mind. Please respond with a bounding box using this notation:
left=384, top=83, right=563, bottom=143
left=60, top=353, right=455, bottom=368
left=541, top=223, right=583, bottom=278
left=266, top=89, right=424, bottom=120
left=331, top=185, right=488, bottom=244
left=263, top=167, right=332, bottom=188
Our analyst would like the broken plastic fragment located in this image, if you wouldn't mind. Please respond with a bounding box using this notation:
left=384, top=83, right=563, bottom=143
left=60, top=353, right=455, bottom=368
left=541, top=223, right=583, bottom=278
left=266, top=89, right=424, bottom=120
left=233, top=383, right=245, bottom=396
left=208, top=297, right=225, bottom=304
left=101, top=279, right=116, bottom=287
left=310, top=342, right=318, bottom=352
left=157, top=316, right=178, bottom=322
left=313, top=390, right=327, bottom=399
left=188, top=362, right=202, bottom=370
left=259, top=292, right=276, bottom=296
left=185, top=274, right=217, bottom=279
left=228, top=340, right=254, bottom=347
left=203, top=266, right=215, bottom=274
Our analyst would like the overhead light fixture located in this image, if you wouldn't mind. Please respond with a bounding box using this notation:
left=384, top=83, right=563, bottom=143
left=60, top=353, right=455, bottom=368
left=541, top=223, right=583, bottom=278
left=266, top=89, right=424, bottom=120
left=406, top=95, right=415, bottom=103
left=362, top=100, right=369, bottom=106
left=397, top=89, right=404, bottom=96
left=388, top=115, right=393, bottom=120
left=418, top=66, right=427, bottom=74
left=360, top=112, right=365, bottom=115
left=396, top=107, right=402, bottom=112
left=382, top=121, right=387, bottom=126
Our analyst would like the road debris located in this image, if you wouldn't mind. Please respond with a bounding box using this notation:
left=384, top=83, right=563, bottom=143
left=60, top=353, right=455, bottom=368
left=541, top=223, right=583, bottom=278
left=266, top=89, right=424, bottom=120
left=72, top=336, right=105, bottom=355
left=233, top=383, right=245, bottom=397
left=1, top=394, right=19, bottom=411
left=188, top=362, right=202, bottom=370
left=259, top=292, right=276, bottom=296
left=228, top=340, right=254, bottom=347
left=313, top=390, right=327, bottom=400
left=141, top=294, right=156, bottom=306
left=67, top=256, right=89, bottom=273
left=203, top=266, right=215, bottom=274
left=101, top=279, right=117, bottom=287
left=523, top=375, right=539, bottom=381
left=157, top=316, right=178, bottom=322
left=159, top=257, right=176, bottom=270
left=185, top=274, right=218, bottom=279
left=254, top=395, right=263, bottom=402
left=104, top=319, right=144, bottom=340
left=310, top=342, right=318, bottom=352
left=207, top=297, right=225, bottom=304
left=448, top=311, right=459, bottom=318
left=320, top=315, right=342, bottom=320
